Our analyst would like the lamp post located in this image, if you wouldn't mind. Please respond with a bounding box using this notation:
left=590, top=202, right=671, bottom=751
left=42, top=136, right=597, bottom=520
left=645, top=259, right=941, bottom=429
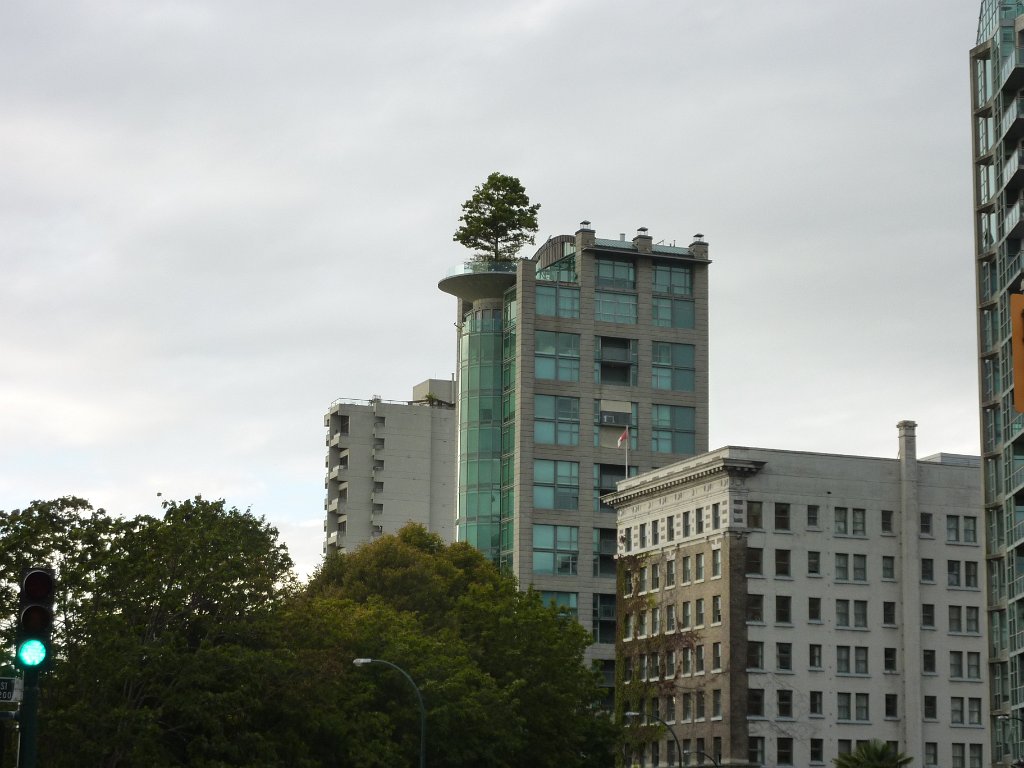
left=353, top=658, right=426, bottom=768
left=624, top=710, right=682, bottom=768
left=996, top=714, right=1024, bottom=768
left=683, top=749, right=721, bottom=768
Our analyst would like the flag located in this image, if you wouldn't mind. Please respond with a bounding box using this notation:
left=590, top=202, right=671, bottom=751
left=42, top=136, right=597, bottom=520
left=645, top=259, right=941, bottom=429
left=617, top=426, right=629, bottom=448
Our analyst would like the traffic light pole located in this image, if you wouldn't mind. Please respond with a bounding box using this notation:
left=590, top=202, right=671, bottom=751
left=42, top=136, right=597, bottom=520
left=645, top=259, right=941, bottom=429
left=17, top=669, right=38, bottom=768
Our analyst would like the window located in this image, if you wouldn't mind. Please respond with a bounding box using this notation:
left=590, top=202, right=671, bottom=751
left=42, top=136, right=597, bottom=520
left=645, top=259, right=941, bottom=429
left=747, top=593, right=763, bottom=622
left=838, top=740, right=852, bottom=756
left=711, top=595, right=722, bottom=623
left=855, top=646, right=869, bottom=674
left=594, top=336, right=637, bottom=385
left=836, top=599, right=850, bottom=627
left=853, top=554, right=867, bottom=581
left=592, top=593, right=616, bottom=643
left=809, top=643, right=822, bottom=668
left=951, top=697, right=964, bottom=724
left=925, top=743, right=938, bottom=767
left=651, top=563, right=660, bottom=590
left=775, top=549, right=791, bottom=577
left=923, top=649, right=936, bottom=673
left=964, top=516, right=978, bottom=543
left=922, top=603, right=935, bottom=628
left=534, top=331, right=580, bottom=381
left=776, top=642, right=792, bottom=671
left=666, top=604, right=676, bottom=631
left=665, top=557, right=676, bottom=587
left=920, top=512, right=933, bottom=535
left=694, top=553, right=704, bottom=580
left=541, top=591, right=578, bottom=617
left=967, top=652, right=981, bottom=679
left=747, top=501, right=763, bottom=528
left=532, top=524, right=579, bottom=575
left=651, top=608, right=661, bottom=635
left=855, top=693, right=869, bottom=721
left=924, top=695, right=937, bottom=719
left=695, top=645, right=705, bottom=673
left=534, top=395, right=580, bottom=446
left=881, top=509, right=894, bottom=533
left=948, top=560, right=961, bottom=587
left=838, top=692, right=852, bottom=720
left=746, top=547, right=763, bottom=575
left=922, top=558, right=934, bottom=582
left=651, top=296, right=695, bottom=328
left=883, top=601, right=896, bottom=625
left=712, top=548, right=721, bottom=577
left=951, top=651, right=964, bottom=678
left=969, top=744, right=983, bottom=768
left=775, top=503, right=791, bottom=531
left=966, top=561, right=979, bottom=588
left=968, top=697, right=982, bottom=724
left=811, top=739, right=824, bottom=763
left=592, top=529, right=617, bottom=577
left=837, top=645, right=851, bottom=673
left=852, top=508, right=866, bottom=535
left=808, top=596, right=821, bottom=622
left=712, top=642, right=721, bottom=670
left=747, top=641, right=764, bottom=669
left=835, top=507, right=848, bottom=534
left=651, top=341, right=695, bottom=391
left=810, top=690, right=823, bottom=715
left=854, top=600, right=867, bottom=627
left=882, top=556, right=895, bottom=579
left=747, top=688, right=765, bottom=717
left=776, top=595, right=791, bottom=624
left=885, top=694, right=898, bottom=718
left=778, top=737, right=794, bottom=766
left=695, top=598, right=705, bottom=626
left=681, top=556, right=691, bottom=582
left=884, top=647, right=897, bottom=672
left=595, top=257, right=635, bottom=289
left=593, top=463, right=633, bottom=513
left=947, top=515, right=961, bottom=542
left=807, top=504, right=820, bottom=528
left=653, top=262, right=692, bottom=295
left=536, top=283, right=580, bottom=318
left=712, top=689, right=721, bottom=717
left=748, top=738, right=765, bottom=766
left=594, top=291, right=638, bottom=324
left=836, top=553, right=849, bottom=580
left=695, top=508, right=705, bottom=534
left=966, top=606, right=980, bottom=632
left=533, top=459, right=579, bottom=510
left=712, top=503, right=721, bottom=529
left=666, top=516, right=675, bottom=542
left=808, top=551, right=821, bottom=575
left=949, top=605, right=963, bottom=632
left=651, top=404, right=696, bottom=454
left=952, top=744, right=965, bottom=768
left=681, top=601, right=691, bottom=627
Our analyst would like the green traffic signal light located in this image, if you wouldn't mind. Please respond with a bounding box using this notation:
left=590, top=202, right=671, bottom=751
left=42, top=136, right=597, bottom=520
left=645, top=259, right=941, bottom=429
left=16, top=639, right=47, bottom=668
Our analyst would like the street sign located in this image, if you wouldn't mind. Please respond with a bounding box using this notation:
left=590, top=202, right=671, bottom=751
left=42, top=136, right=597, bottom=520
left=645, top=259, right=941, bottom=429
left=0, top=677, right=23, bottom=702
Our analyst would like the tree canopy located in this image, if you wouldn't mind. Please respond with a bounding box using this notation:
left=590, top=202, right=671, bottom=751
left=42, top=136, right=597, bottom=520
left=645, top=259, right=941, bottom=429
left=0, top=503, right=615, bottom=767
left=453, top=171, right=540, bottom=261
left=833, top=740, right=913, bottom=768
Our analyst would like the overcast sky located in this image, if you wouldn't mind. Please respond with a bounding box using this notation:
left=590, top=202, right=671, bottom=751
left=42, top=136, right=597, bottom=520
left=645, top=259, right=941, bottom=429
left=1, top=1, right=984, bottom=577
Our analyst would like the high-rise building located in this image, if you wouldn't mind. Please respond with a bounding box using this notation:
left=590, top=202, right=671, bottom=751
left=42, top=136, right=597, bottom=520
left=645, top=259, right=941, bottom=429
left=323, top=379, right=456, bottom=555
left=971, top=3, right=1024, bottom=761
left=610, top=422, right=986, bottom=768
left=438, top=222, right=710, bottom=681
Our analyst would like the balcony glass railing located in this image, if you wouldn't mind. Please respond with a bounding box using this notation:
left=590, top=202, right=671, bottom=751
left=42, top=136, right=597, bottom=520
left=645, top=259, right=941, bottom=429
left=1005, top=200, right=1024, bottom=238
left=1003, top=99, right=1024, bottom=138
left=1005, top=148, right=1024, bottom=188
left=444, top=260, right=518, bottom=278
left=1002, top=48, right=1024, bottom=87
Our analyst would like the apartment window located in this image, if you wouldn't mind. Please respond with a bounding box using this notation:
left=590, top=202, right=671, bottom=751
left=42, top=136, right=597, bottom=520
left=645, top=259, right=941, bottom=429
left=964, top=516, right=978, bottom=543
left=712, top=503, right=721, bottom=529
left=776, top=642, right=792, bottom=671
left=747, top=593, right=764, bottom=622
left=855, top=646, right=869, bottom=674
left=948, top=560, right=962, bottom=587
left=774, top=502, right=791, bottom=531
left=835, top=507, right=848, bottom=534
left=637, top=565, right=647, bottom=591
left=920, top=512, right=933, bottom=536
left=666, top=516, right=675, bottom=542
left=837, top=645, right=851, bottom=673
left=746, top=548, right=763, bottom=575
left=854, top=600, right=867, bottom=627
left=651, top=296, right=695, bottom=329
left=534, top=331, right=580, bottom=381
left=836, top=599, right=850, bottom=627
left=968, top=697, right=981, bottom=724
left=681, top=556, right=691, bottom=582
left=666, top=604, right=676, bottom=632
left=748, top=738, right=765, bottom=766
left=838, top=741, right=852, bottom=756
left=853, top=554, right=867, bottom=581
left=593, top=593, right=616, bottom=643
left=885, top=694, right=898, bottom=718
left=712, top=642, right=722, bottom=670
left=838, top=692, right=852, bottom=720
left=681, top=601, right=691, bottom=627
left=695, top=598, right=705, bottom=626
left=811, top=739, right=824, bottom=764
left=966, top=561, right=979, bottom=588
left=952, top=744, right=965, bottom=768
left=925, top=743, right=938, bottom=767
left=695, top=508, right=705, bottom=534
left=682, top=691, right=693, bottom=718
left=711, top=595, right=722, bottom=623
left=923, top=649, right=936, bottom=673
left=533, top=459, right=579, bottom=510
left=595, top=257, right=635, bottom=289
left=694, top=553, right=704, bottom=580
left=594, top=291, right=638, bottom=324
left=884, top=647, right=897, bottom=672
left=951, top=651, right=964, bottom=678
left=852, top=508, right=866, bottom=535
left=807, top=504, right=820, bottom=528
left=695, top=645, right=705, bottom=673
left=947, top=515, right=961, bottom=542
left=665, top=557, right=676, bottom=587
left=747, top=688, right=765, bottom=717
left=808, top=550, right=821, bottom=575
left=534, top=395, right=580, bottom=446
left=540, top=591, right=578, bottom=617
left=776, top=596, right=792, bottom=624
left=967, top=652, right=981, bottom=679
left=882, top=556, right=895, bottom=580
left=922, top=558, right=934, bottom=582
left=532, top=524, right=579, bottom=575
left=651, top=341, right=695, bottom=391
left=775, top=549, right=791, bottom=577
left=883, top=601, right=896, bottom=626
left=809, top=643, right=822, bottom=669
left=922, top=603, right=935, bottom=628
left=747, top=641, right=764, bottom=669
left=810, top=690, right=823, bottom=715
left=778, top=737, right=794, bottom=766
left=712, top=689, right=722, bottom=718
left=969, top=744, right=983, bottom=768
left=836, top=553, right=849, bottom=580
left=747, top=501, right=763, bottom=528
left=711, top=549, right=721, bottom=577
left=651, top=404, right=696, bottom=454
left=881, top=509, right=894, bottom=533
left=535, top=283, right=580, bottom=318
left=808, top=596, right=821, bottom=622
left=594, top=336, right=638, bottom=385
left=951, top=697, right=964, bottom=724
left=681, top=647, right=691, bottom=674
left=966, top=606, right=980, bottom=632
left=651, top=563, right=660, bottom=589
left=924, top=695, right=937, bottom=719
left=651, top=607, right=661, bottom=635
left=652, top=262, right=692, bottom=295
left=593, top=529, right=616, bottom=577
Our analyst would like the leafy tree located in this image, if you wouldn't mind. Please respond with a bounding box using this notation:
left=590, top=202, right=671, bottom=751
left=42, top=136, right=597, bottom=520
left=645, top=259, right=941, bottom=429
left=453, top=171, right=540, bottom=261
left=833, top=740, right=913, bottom=768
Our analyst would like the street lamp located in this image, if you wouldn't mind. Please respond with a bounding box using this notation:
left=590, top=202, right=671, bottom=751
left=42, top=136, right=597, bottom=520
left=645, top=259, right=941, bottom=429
left=683, top=750, right=721, bottom=768
left=624, top=710, right=682, bottom=768
left=353, top=658, right=426, bottom=768
left=996, top=714, right=1024, bottom=768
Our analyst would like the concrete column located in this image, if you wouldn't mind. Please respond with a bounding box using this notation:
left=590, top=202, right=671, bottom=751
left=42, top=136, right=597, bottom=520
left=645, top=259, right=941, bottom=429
left=897, top=420, right=923, bottom=758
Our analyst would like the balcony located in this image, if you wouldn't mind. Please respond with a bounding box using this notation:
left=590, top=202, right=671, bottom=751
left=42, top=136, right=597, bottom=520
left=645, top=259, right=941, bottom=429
left=438, top=260, right=518, bottom=303
left=1005, top=199, right=1024, bottom=239
left=1005, top=147, right=1024, bottom=191
left=1003, top=98, right=1024, bottom=143
left=1002, top=48, right=1024, bottom=92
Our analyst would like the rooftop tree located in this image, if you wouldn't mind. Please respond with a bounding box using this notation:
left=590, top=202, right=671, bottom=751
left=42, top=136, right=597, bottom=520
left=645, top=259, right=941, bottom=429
left=453, top=172, right=540, bottom=262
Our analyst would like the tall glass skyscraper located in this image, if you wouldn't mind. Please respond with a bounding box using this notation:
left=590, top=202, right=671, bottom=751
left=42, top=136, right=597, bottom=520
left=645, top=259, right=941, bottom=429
left=971, top=2, right=1024, bottom=761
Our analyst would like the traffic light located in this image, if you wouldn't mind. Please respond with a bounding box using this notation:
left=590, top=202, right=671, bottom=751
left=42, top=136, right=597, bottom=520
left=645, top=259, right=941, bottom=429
left=14, top=567, right=55, bottom=670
